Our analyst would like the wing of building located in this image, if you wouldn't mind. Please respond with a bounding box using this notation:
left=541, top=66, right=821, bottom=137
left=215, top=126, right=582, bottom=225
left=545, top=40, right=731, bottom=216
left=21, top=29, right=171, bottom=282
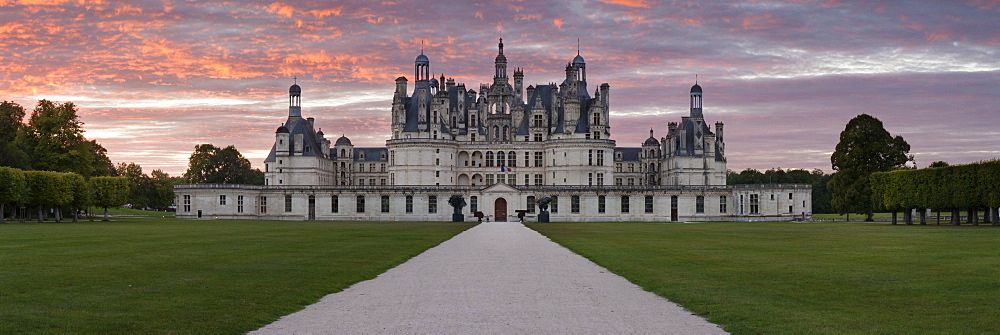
left=176, top=40, right=811, bottom=221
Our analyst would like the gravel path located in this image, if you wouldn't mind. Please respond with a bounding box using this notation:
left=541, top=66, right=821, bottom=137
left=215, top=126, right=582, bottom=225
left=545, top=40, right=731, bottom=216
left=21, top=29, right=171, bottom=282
left=251, top=221, right=727, bottom=334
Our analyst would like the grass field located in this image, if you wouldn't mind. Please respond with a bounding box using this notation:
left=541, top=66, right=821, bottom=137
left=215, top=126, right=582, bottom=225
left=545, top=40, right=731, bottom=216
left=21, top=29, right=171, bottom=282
left=527, top=221, right=1000, bottom=334
left=0, top=218, right=474, bottom=333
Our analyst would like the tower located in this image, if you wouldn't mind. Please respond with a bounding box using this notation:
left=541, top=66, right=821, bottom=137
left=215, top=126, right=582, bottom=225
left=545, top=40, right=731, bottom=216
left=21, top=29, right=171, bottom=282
left=690, top=82, right=703, bottom=118
left=289, top=80, right=301, bottom=118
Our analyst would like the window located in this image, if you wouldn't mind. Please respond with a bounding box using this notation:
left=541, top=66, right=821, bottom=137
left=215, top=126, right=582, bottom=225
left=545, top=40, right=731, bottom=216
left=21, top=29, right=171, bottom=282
left=533, top=114, right=543, bottom=127
left=597, top=150, right=604, bottom=166
left=597, top=173, right=604, bottom=186
left=534, top=152, right=543, bottom=167
left=428, top=195, right=437, bottom=213
left=237, top=195, right=244, bottom=213
left=497, top=152, right=505, bottom=167
left=696, top=196, right=705, bottom=213
left=332, top=195, right=339, bottom=213
left=571, top=196, right=580, bottom=213
left=524, top=151, right=529, bottom=167
left=380, top=178, right=386, bottom=185
left=356, top=195, right=365, bottom=213
left=551, top=196, right=559, bottom=213
left=534, top=134, right=542, bottom=141
left=381, top=195, right=390, bottom=213
left=508, top=151, right=516, bottom=167
left=436, top=171, right=440, bottom=178
left=789, top=193, right=793, bottom=199
left=615, top=164, right=622, bottom=172
left=750, top=194, right=760, bottom=214
left=219, top=195, right=227, bottom=205
left=381, top=163, right=386, bottom=172
left=470, top=196, right=478, bottom=213
left=405, top=195, right=413, bottom=213
left=615, top=178, right=622, bottom=186
left=285, top=195, right=292, bottom=212
left=645, top=196, right=654, bottom=213
left=770, top=194, right=775, bottom=200
left=524, top=174, right=530, bottom=185
left=534, top=174, right=542, bottom=185
left=486, top=151, right=494, bottom=167
left=720, top=196, right=727, bottom=213
left=740, top=195, right=745, bottom=214
left=628, top=178, right=635, bottom=186
left=598, top=196, right=606, bottom=213
left=183, top=195, right=191, bottom=212
left=621, top=196, right=630, bottom=213
left=588, top=150, right=593, bottom=165
left=593, top=112, right=600, bottom=125
left=527, top=196, right=536, bottom=214
left=259, top=196, right=267, bottom=213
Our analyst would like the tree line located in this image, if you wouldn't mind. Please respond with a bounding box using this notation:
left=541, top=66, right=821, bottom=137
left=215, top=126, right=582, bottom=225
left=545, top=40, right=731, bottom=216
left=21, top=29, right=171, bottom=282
left=871, top=161, right=1000, bottom=225
left=0, top=167, right=129, bottom=222
left=2, top=99, right=263, bottom=221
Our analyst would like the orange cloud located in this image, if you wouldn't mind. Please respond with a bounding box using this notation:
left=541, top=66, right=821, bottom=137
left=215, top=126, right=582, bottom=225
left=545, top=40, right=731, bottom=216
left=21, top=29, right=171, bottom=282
left=553, top=18, right=563, bottom=29
left=595, top=0, right=650, bottom=8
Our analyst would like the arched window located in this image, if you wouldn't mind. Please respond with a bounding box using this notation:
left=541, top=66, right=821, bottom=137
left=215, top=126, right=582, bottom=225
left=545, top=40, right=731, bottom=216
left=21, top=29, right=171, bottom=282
left=508, top=151, right=516, bottom=167
left=493, top=126, right=500, bottom=140
left=502, top=126, right=510, bottom=141
left=486, top=151, right=494, bottom=167
left=497, top=151, right=506, bottom=166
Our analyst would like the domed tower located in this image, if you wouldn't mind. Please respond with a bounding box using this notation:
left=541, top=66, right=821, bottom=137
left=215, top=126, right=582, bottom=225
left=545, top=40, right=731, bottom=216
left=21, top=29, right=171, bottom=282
left=690, top=83, right=703, bottom=118
left=289, top=81, right=302, bottom=118
left=642, top=129, right=660, bottom=185
left=572, top=53, right=586, bottom=82
left=494, top=38, right=507, bottom=82
left=415, top=52, right=430, bottom=82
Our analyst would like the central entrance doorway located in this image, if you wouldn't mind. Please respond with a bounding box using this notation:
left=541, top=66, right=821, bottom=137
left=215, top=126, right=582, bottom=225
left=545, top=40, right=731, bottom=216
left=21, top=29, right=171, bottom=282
left=494, top=197, right=507, bottom=221
left=308, top=195, right=316, bottom=220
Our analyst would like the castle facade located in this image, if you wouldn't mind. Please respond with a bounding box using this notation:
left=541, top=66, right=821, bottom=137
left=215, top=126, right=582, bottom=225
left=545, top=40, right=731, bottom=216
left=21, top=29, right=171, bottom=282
left=176, top=40, right=810, bottom=222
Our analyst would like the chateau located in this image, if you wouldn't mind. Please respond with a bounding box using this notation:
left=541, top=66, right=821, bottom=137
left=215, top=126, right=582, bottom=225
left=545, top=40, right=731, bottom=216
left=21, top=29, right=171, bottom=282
left=176, top=40, right=811, bottom=221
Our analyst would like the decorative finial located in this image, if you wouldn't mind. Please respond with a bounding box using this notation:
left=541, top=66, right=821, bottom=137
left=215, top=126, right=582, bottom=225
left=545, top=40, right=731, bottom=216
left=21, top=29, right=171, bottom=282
left=420, top=40, right=424, bottom=54
left=650, top=128, right=654, bottom=137
left=695, top=74, right=698, bottom=84
left=498, top=37, right=504, bottom=54
left=293, top=76, right=297, bottom=84
left=577, top=38, right=580, bottom=56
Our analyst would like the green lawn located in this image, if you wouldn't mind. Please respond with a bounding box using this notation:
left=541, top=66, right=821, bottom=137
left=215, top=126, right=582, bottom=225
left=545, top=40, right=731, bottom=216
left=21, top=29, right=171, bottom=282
left=0, top=219, right=474, bottom=333
left=526, top=221, right=1000, bottom=334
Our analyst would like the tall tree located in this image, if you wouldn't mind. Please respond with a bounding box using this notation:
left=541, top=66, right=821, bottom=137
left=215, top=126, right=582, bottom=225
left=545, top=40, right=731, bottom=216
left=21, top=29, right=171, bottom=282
left=184, top=144, right=264, bottom=185
left=0, top=101, right=30, bottom=169
left=17, top=100, right=97, bottom=176
left=829, top=114, right=912, bottom=220
left=0, top=167, right=27, bottom=223
left=147, top=169, right=176, bottom=210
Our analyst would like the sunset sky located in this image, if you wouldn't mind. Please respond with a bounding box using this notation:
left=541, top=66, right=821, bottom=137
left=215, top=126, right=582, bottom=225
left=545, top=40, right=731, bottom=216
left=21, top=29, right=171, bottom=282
left=1, top=0, right=997, bottom=176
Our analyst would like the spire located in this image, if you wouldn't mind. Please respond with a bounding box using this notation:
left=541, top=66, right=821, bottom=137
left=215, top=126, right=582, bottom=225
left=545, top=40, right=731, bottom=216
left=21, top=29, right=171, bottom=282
left=577, top=37, right=580, bottom=56
left=498, top=37, right=504, bottom=54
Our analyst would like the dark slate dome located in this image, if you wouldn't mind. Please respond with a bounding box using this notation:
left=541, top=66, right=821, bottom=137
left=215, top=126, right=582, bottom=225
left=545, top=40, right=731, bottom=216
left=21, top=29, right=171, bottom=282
left=573, top=54, right=585, bottom=66
left=690, top=83, right=702, bottom=94
left=415, top=53, right=429, bottom=65
left=335, top=135, right=352, bottom=146
left=276, top=125, right=289, bottom=133
left=429, top=77, right=439, bottom=88
left=643, top=136, right=659, bottom=146
left=289, top=84, right=301, bottom=95
left=316, top=130, right=324, bottom=137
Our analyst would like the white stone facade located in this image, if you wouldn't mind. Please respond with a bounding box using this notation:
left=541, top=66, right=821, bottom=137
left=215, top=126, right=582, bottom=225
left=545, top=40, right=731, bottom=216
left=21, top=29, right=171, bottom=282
left=176, top=40, right=811, bottom=222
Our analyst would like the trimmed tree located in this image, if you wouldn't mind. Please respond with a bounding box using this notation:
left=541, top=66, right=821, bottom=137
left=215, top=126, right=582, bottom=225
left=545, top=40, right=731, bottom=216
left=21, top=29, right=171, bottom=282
left=829, top=114, right=911, bottom=221
left=63, top=173, right=90, bottom=222
left=24, top=170, right=65, bottom=222
left=0, top=167, right=27, bottom=223
left=90, top=176, right=130, bottom=220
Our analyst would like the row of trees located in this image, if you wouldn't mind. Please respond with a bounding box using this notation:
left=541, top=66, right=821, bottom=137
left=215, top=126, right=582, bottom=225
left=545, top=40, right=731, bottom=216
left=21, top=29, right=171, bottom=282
left=726, top=168, right=833, bottom=213
left=0, top=167, right=129, bottom=223
left=871, top=161, right=1000, bottom=225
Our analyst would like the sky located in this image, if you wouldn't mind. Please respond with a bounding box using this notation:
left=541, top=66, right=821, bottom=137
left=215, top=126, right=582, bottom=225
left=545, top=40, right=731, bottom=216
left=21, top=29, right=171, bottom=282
left=1, top=0, right=997, bottom=176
